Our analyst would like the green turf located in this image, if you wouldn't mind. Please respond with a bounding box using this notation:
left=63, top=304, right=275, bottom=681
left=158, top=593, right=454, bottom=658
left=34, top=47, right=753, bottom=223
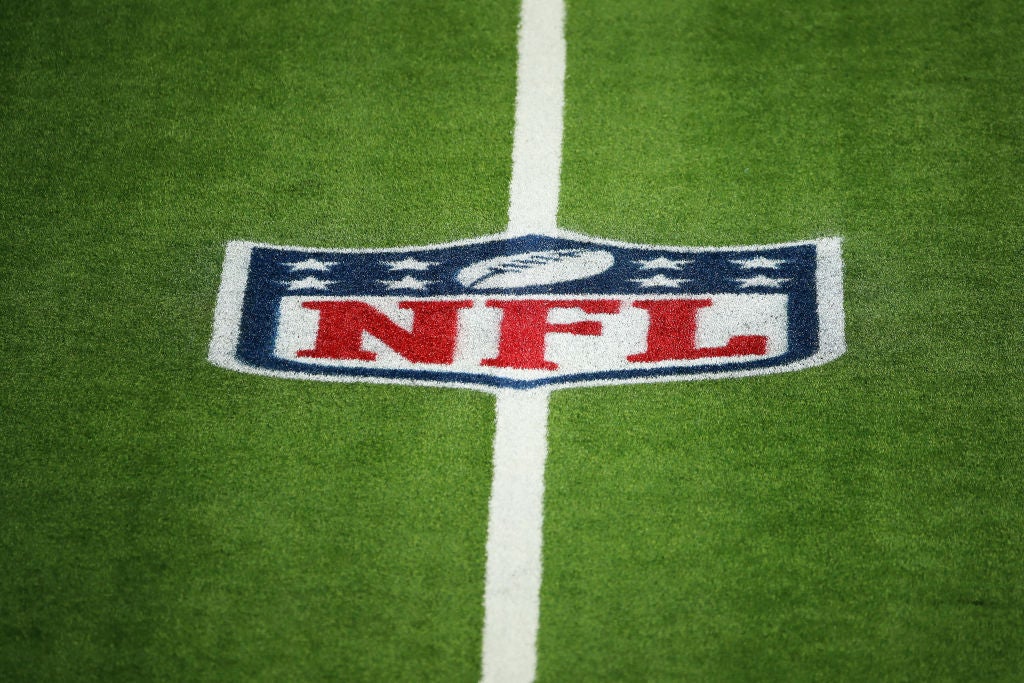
left=2, top=1, right=514, bottom=679
left=546, top=0, right=1023, bottom=680
left=3, top=0, right=1023, bottom=681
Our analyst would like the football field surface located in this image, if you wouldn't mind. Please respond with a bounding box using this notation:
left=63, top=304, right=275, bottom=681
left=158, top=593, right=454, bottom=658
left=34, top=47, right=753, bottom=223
left=3, top=1, right=1023, bottom=680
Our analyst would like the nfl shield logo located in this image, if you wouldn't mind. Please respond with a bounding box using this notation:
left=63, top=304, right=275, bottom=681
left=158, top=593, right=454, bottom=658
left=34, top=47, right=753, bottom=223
left=209, top=231, right=844, bottom=391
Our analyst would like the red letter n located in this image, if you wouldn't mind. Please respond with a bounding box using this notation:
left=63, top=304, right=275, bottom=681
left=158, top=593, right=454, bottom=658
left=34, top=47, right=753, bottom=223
left=482, top=299, right=621, bottom=370
left=627, top=299, right=768, bottom=363
left=297, top=299, right=472, bottom=364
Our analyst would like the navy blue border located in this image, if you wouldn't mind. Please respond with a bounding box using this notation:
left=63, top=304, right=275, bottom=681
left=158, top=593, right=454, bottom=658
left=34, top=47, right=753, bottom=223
left=232, top=236, right=821, bottom=389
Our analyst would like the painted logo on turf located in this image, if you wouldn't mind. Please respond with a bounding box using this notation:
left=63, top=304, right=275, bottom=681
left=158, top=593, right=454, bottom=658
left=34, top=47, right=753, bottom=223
left=209, top=231, right=844, bottom=391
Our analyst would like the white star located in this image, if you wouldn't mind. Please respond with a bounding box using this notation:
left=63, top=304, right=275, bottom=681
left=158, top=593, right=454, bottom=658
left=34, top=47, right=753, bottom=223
left=634, top=256, right=692, bottom=270
left=383, top=257, right=438, bottom=271
left=380, top=275, right=433, bottom=290
left=284, top=276, right=334, bottom=290
left=284, top=258, right=337, bottom=272
left=731, top=256, right=786, bottom=270
left=736, top=275, right=789, bottom=288
left=631, top=274, right=689, bottom=288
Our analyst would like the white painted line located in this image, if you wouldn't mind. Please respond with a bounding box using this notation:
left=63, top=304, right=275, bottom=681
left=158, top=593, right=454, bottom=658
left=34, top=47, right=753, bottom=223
left=506, top=0, right=566, bottom=237
left=482, top=0, right=566, bottom=680
left=208, top=241, right=253, bottom=367
left=482, top=389, right=551, bottom=683
left=815, top=237, right=847, bottom=362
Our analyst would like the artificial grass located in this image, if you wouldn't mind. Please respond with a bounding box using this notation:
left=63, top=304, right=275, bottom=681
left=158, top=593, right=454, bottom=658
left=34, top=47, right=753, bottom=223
left=2, top=0, right=1022, bottom=680
left=544, top=0, right=1023, bottom=679
left=2, top=1, right=513, bottom=679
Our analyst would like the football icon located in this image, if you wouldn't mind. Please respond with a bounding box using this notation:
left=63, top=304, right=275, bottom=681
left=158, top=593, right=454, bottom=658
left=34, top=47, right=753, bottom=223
left=456, top=249, right=615, bottom=289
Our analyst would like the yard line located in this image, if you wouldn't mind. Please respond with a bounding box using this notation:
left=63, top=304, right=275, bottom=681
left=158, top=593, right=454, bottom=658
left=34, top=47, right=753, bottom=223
left=481, top=0, right=565, bottom=681
left=482, top=389, right=551, bottom=683
left=505, top=0, right=566, bottom=238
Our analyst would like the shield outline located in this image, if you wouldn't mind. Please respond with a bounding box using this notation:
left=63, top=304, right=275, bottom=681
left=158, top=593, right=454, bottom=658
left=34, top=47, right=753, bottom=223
left=209, top=229, right=845, bottom=393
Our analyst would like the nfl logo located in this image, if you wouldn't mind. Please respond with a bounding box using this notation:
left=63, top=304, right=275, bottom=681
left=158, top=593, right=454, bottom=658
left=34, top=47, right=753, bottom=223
left=209, top=230, right=844, bottom=391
